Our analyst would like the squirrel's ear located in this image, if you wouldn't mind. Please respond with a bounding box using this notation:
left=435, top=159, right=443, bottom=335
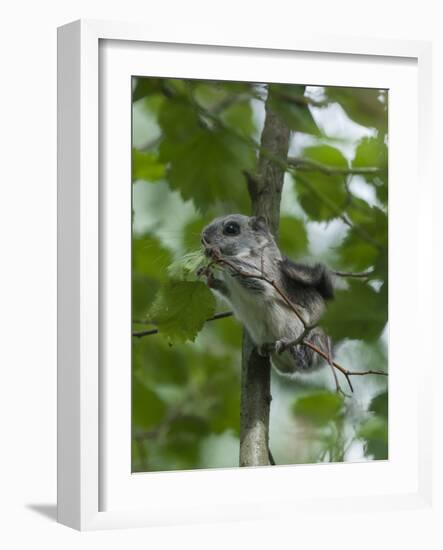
left=250, top=216, right=268, bottom=231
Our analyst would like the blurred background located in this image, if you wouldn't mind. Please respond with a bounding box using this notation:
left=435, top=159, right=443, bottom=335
left=131, top=78, right=388, bottom=472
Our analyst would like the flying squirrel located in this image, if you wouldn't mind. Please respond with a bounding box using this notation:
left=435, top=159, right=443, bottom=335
left=200, top=214, right=334, bottom=375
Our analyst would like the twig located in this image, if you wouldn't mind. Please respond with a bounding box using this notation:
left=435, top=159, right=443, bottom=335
left=326, top=335, right=348, bottom=396
left=288, top=156, right=382, bottom=176
left=187, top=94, right=382, bottom=181
left=206, top=247, right=388, bottom=393
left=132, top=327, right=160, bottom=338
left=170, top=83, right=381, bottom=196
left=133, top=252, right=387, bottom=390
left=161, top=86, right=383, bottom=251
left=132, top=311, right=233, bottom=338
left=302, top=339, right=387, bottom=393
left=268, top=448, right=276, bottom=465
left=207, top=249, right=309, bottom=329
left=333, top=269, right=375, bottom=278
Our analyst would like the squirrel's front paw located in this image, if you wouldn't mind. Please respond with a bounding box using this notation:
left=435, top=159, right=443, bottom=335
left=197, top=267, right=215, bottom=287
left=274, top=337, right=294, bottom=355
left=197, top=269, right=229, bottom=297
left=258, top=338, right=293, bottom=357
left=257, top=343, right=276, bottom=357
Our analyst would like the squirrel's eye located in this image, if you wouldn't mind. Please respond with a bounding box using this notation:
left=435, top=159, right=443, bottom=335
left=223, top=221, right=241, bottom=236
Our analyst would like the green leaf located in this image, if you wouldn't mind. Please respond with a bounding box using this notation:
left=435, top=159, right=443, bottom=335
left=278, top=216, right=308, bottom=257
left=339, top=202, right=387, bottom=271
left=294, top=145, right=348, bottom=221
left=357, top=417, right=388, bottom=460
left=158, top=98, right=201, bottom=141
left=132, top=236, right=173, bottom=318
left=374, top=177, right=388, bottom=205
left=339, top=231, right=380, bottom=271
left=296, top=173, right=346, bottom=221
left=353, top=137, right=388, bottom=204
left=353, top=137, right=387, bottom=170
left=221, top=100, right=255, bottom=137
left=304, top=145, right=349, bottom=168
left=193, top=81, right=253, bottom=111
left=346, top=197, right=376, bottom=227
left=157, top=98, right=254, bottom=210
left=132, top=274, right=159, bottom=318
left=161, top=131, right=253, bottom=211
left=167, top=251, right=210, bottom=281
left=132, top=149, right=165, bottom=182
left=322, top=280, right=387, bottom=341
left=149, top=281, right=216, bottom=343
left=374, top=249, right=388, bottom=287
left=293, top=391, right=345, bottom=426
left=369, top=391, right=388, bottom=419
left=193, top=82, right=229, bottom=108
left=324, top=87, right=388, bottom=132
left=132, top=378, right=167, bottom=430
left=268, top=84, right=320, bottom=135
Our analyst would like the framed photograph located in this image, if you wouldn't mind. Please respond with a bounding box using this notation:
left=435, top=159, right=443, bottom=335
left=57, top=20, right=433, bottom=530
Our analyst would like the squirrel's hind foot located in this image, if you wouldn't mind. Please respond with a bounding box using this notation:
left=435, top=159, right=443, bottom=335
left=257, top=342, right=276, bottom=357
left=257, top=336, right=303, bottom=358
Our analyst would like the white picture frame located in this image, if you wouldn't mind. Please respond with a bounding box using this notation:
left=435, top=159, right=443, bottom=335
left=57, top=19, right=434, bottom=531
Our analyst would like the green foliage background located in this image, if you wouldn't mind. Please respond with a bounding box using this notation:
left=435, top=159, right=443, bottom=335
left=131, top=78, right=388, bottom=472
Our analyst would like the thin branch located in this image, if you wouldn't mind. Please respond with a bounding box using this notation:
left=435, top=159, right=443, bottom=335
left=133, top=255, right=388, bottom=392
left=333, top=269, right=375, bottom=278
left=156, top=85, right=383, bottom=252
left=132, top=327, right=160, bottom=338
left=302, top=339, right=387, bottom=394
left=288, top=156, right=382, bottom=176
left=183, top=88, right=382, bottom=184
left=326, top=335, right=348, bottom=397
left=165, top=88, right=382, bottom=252
left=206, top=247, right=388, bottom=393
left=208, top=248, right=309, bottom=329
left=268, top=448, right=276, bottom=465
left=248, top=164, right=382, bottom=252
left=132, top=311, right=233, bottom=338
left=133, top=252, right=387, bottom=390
left=134, top=87, right=387, bottom=403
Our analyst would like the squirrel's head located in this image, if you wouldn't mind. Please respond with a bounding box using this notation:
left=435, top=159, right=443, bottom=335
left=201, top=214, right=276, bottom=258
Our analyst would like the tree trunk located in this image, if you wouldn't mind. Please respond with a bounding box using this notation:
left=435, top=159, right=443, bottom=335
left=239, top=90, right=291, bottom=467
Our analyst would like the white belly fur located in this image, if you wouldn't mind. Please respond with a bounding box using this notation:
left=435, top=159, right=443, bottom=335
left=222, top=273, right=303, bottom=346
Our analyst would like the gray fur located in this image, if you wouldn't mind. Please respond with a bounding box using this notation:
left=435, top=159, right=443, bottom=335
left=201, top=214, right=333, bottom=375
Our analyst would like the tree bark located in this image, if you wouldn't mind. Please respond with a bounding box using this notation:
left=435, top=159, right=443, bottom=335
left=239, top=90, right=291, bottom=467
